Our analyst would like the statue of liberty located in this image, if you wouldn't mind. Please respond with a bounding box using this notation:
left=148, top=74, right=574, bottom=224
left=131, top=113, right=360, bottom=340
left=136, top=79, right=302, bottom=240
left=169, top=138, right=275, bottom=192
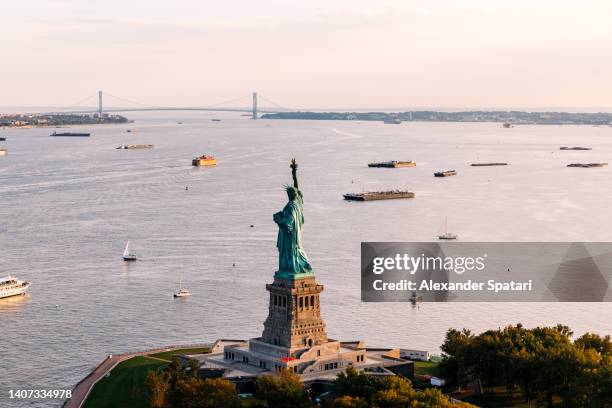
left=273, top=159, right=313, bottom=278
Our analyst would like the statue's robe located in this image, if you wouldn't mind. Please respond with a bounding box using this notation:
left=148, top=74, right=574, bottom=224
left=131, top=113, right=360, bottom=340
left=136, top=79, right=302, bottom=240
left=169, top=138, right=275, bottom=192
left=274, top=193, right=312, bottom=276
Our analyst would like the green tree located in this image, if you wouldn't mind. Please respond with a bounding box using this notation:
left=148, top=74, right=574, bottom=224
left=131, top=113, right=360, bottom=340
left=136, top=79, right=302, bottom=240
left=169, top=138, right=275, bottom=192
left=144, top=370, right=169, bottom=408
left=255, top=369, right=312, bottom=408
left=329, top=395, right=369, bottom=408
left=173, top=377, right=239, bottom=408
left=438, top=328, right=474, bottom=387
left=334, top=367, right=385, bottom=401
left=576, top=332, right=612, bottom=356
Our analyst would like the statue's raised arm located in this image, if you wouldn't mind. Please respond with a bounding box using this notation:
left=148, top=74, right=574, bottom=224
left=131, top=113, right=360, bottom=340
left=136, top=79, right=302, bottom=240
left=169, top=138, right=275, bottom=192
left=290, top=158, right=299, bottom=191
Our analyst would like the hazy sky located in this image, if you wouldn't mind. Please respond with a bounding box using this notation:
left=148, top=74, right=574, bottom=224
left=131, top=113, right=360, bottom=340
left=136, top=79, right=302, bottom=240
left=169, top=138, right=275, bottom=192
left=2, top=0, right=612, bottom=109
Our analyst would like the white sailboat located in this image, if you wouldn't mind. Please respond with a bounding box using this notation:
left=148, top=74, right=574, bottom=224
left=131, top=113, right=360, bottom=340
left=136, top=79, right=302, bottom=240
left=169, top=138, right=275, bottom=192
left=438, top=217, right=458, bottom=240
left=123, top=240, right=137, bottom=261
left=174, top=277, right=191, bottom=298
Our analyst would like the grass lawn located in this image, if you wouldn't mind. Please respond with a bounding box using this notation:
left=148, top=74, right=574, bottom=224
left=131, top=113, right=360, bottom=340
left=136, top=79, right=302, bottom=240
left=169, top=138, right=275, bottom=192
left=83, top=356, right=166, bottom=408
left=414, top=361, right=440, bottom=377
left=148, top=347, right=211, bottom=361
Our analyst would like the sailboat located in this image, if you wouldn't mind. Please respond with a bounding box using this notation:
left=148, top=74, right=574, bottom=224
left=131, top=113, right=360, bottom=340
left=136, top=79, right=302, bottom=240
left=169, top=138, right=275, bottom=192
left=123, top=240, right=137, bottom=261
left=438, top=217, right=458, bottom=240
left=174, top=277, right=191, bottom=298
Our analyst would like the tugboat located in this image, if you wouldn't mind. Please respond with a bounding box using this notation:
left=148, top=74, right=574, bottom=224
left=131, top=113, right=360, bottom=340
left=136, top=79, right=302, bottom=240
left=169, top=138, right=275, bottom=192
left=192, top=154, right=217, bottom=166
left=0, top=275, right=31, bottom=299
left=502, top=123, right=513, bottom=128
left=343, top=190, right=415, bottom=201
left=434, top=170, right=457, bottom=177
left=368, top=161, right=416, bottom=168
left=123, top=241, right=137, bottom=261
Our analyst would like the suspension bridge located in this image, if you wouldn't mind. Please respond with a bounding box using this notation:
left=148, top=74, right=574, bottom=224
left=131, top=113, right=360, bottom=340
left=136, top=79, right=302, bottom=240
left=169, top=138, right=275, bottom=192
left=49, top=91, right=292, bottom=119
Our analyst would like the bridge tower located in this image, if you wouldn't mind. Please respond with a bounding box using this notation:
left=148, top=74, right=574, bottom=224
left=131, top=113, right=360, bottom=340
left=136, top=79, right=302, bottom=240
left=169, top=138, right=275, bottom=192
left=252, top=92, right=258, bottom=120
left=98, top=91, right=103, bottom=116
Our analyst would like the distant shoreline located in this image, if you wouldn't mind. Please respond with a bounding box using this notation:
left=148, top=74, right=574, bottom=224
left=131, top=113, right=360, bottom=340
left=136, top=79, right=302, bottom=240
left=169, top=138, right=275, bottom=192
left=261, top=111, right=612, bottom=125
left=0, top=113, right=129, bottom=128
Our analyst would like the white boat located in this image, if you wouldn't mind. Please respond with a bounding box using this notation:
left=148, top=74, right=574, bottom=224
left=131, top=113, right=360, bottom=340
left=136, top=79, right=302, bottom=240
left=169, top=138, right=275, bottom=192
left=438, top=217, right=458, bottom=240
left=174, top=278, right=191, bottom=298
left=123, top=240, right=137, bottom=261
left=0, top=276, right=31, bottom=299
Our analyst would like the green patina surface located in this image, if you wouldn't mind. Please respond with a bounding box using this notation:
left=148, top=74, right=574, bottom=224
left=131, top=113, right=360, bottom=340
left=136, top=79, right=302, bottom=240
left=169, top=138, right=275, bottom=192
left=83, top=356, right=166, bottom=408
left=273, top=159, right=315, bottom=280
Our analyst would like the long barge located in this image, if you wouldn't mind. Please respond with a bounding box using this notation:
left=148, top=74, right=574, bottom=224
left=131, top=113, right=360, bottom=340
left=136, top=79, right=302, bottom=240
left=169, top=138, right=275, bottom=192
left=567, top=163, right=608, bottom=168
left=560, top=146, right=592, bottom=150
left=368, top=161, right=416, bottom=168
left=50, top=132, right=91, bottom=137
left=116, top=144, right=154, bottom=150
left=343, top=190, right=415, bottom=201
left=470, top=162, right=508, bottom=167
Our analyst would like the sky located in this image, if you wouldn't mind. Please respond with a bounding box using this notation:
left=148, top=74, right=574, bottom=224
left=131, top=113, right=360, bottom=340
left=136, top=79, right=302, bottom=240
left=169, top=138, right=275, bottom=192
left=2, top=0, right=612, bottom=110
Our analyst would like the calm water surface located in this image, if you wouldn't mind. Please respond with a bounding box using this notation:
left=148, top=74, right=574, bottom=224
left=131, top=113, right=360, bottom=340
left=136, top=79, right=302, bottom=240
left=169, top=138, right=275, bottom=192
left=1, top=113, right=612, bottom=407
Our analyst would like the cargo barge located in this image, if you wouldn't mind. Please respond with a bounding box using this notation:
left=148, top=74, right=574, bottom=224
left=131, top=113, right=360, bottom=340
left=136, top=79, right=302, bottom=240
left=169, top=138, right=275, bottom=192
left=567, top=163, right=608, bottom=168
left=343, top=190, right=415, bottom=201
left=116, top=144, right=154, bottom=150
left=560, top=146, right=592, bottom=150
left=471, top=163, right=508, bottom=167
left=434, top=170, right=457, bottom=177
left=50, top=132, right=91, bottom=137
left=368, top=161, right=416, bottom=168
left=192, top=154, right=217, bottom=166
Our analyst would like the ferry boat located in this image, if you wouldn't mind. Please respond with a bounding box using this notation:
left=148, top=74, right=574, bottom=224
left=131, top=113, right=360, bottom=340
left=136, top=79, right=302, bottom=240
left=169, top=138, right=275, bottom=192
left=0, top=276, right=31, bottom=299
left=192, top=154, right=217, bottom=167
left=368, top=161, right=416, bottom=168
left=123, top=240, right=137, bottom=261
left=567, top=163, right=608, bottom=168
left=343, top=190, right=415, bottom=201
left=116, top=144, right=154, bottom=150
left=434, top=170, right=457, bottom=177
left=50, top=132, right=91, bottom=137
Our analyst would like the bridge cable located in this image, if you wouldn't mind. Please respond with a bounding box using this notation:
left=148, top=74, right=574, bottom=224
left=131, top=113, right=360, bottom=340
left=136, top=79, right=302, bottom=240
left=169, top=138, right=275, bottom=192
left=258, top=95, right=295, bottom=111
left=51, top=92, right=99, bottom=112
left=102, top=92, right=168, bottom=109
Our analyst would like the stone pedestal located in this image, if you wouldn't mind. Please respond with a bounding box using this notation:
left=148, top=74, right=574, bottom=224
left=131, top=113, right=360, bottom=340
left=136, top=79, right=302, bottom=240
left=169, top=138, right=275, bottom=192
left=261, top=276, right=327, bottom=349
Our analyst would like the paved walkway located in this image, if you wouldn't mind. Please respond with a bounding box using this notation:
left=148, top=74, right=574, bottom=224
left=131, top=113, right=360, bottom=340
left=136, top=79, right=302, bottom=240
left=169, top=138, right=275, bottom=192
left=63, top=344, right=212, bottom=408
